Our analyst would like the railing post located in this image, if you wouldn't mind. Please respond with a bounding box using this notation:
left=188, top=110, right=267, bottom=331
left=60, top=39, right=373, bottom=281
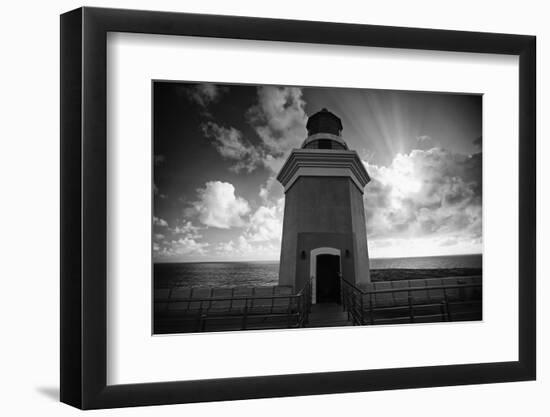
left=242, top=298, right=248, bottom=330
left=339, top=274, right=344, bottom=308
left=197, top=301, right=204, bottom=332
left=287, top=295, right=293, bottom=328
left=369, top=292, right=374, bottom=324
left=443, top=288, right=451, bottom=321
left=344, top=284, right=350, bottom=320
left=351, top=289, right=357, bottom=325
left=297, top=292, right=303, bottom=327
left=189, top=287, right=194, bottom=312
left=408, top=290, right=414, bottom=323
left=458, top=281, right=466, bottom=301
left=349, top=289, right=353, bottom=321
left=344, top=284, right=348, bottom=311
left=304, top=290, right=307, bottom=327
left=339, top=278, right=373, bottom=326
left=345, top=285, right=351, bottom=321
left=360, top=293, right=364, bottom=325
left=305, top=279, right=312, bottom=324
left=165, top=287, right=174, bottom=313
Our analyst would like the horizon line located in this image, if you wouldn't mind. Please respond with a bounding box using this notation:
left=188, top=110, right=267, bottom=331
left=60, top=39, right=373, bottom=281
left=153, top=252, right=483, bottom=264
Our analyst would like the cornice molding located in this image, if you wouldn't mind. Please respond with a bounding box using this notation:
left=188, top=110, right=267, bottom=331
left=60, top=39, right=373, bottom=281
left=277, top=149, right=370, bottom=193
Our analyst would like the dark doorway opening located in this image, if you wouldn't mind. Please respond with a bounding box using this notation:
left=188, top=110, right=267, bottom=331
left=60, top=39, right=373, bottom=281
left=316, top=254, right=341, bottom=303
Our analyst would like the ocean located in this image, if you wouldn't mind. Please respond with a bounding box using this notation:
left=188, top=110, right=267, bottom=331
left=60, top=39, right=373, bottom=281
left=369, top=254, right=482, bottom=269
left=154, top=254, right=482, bottom=288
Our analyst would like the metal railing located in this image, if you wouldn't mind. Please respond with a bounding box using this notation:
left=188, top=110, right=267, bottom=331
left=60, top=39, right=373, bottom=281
left=155, top=279, right=313, bottom=333
left=340, top=277, right=482, bottom=325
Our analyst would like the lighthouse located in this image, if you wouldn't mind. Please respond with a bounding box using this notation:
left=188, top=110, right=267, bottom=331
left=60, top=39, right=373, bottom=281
left=277, top=108, right=371, bottom=303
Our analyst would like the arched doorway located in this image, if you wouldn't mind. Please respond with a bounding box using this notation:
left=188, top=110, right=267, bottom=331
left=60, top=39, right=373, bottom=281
left=310, top=247, right=341, bottom=304
left=316, top=255, right=341, bottom=303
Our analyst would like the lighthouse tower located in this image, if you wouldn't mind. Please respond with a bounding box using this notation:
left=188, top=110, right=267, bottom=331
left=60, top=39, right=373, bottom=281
left=277, top=108, right=371, bottom=303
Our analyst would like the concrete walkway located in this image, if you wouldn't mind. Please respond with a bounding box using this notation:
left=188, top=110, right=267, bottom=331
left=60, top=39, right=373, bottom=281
left=306, top=302, right=353, bottom=328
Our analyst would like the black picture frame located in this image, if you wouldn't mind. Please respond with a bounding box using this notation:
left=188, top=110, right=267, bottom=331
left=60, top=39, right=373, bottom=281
left=60, top=6, right=536, bottom=410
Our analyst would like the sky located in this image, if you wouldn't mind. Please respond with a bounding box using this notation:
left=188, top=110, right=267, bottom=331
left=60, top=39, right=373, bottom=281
left=153, top=81, right=482, bottom=262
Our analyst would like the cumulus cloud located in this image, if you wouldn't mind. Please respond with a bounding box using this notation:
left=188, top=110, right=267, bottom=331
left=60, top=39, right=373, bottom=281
left=368, top=235, right=481, bottom=258
left=153, top=219, right=209, bottom=260
left=171, top=237, right=209, bottom=255
left=153, top=183, right=167, bottom=199
left=211, top=178, right=285, bottom=260
left=214, top=236, right=280, bottom=260
left=244, top=198, right=284, bottom=243
left=247, top=86, right=308, bottom=172
left=171, top=220, right=202, bottom=238
left=201, top=122, right=262, bottom=172
left=153, top=216, right=168, bottom=227
left=192, top=181, right=250, bottom=228
left=259, top=176, right=284, bottom=204
left=184, top=83, right=227, bottom=109
left=154, top=237, right=209, bottom=258
left=415, top=135, right=439, bottom=150
left=363, top=147, right=482, bottom=254
left=200, top=86, right=308, bottom=174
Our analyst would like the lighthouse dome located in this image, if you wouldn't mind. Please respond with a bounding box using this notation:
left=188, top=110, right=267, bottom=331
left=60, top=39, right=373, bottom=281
left=302, top=108, right=348, bottom=150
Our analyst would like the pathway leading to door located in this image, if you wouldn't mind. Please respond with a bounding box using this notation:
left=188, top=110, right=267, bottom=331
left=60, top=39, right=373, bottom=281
left=306, top=303, right=353, bottom=328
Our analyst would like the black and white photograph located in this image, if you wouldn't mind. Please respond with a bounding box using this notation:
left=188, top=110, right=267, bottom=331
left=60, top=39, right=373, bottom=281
left=153, top=81, right=483, bottom=334
left=1, top=0, right=543, bottom=413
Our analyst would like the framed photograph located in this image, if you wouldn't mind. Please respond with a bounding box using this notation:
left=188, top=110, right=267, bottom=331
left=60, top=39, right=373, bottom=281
left=60, top=7, right=536, bottom=409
